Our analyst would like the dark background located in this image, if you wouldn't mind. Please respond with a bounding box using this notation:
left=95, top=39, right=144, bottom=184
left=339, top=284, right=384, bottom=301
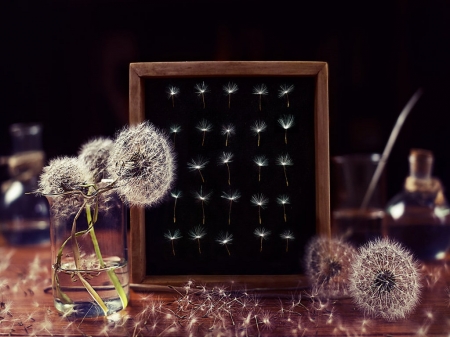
left=1, top=0, right=450, bottom=208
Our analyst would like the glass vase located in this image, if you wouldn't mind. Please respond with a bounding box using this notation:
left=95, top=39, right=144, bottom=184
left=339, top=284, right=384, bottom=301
left=47, top=190, right=129, bottom=317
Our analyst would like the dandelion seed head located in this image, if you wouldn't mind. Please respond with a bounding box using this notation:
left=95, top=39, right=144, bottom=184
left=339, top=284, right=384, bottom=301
left=221, top=190, right=241, bottom=201
left=250, top=193, right=269, bottom=208
left=253, top=84, right=268, bottom=96
left=223, top=82, right=238, bottom=94
left=194, top=189, right=212, bottom=203
left=218, top=152, right=234, bottom=164
left=278, top=114, right=295, bottom=129
left=280, top=230, right=295, bottom=241
left=196, top=119, right=213, bottom=132
left=187, top=157, right=208, bottom=171
left=304, top=236, right=357, bottom=299
left=107, top=121, right=176, bottom=207
left=277, top=194, right=290, bottom=205
left=189, top=226, right=206, bottom=240
left=170, top=124, right=181, bottom=134
left=195, top=81, right=209, bottom=94
left=348, top=238, right=422, bottom=321
left=170, top=190, right=182, bottom=199
left=167, top=85, right=180, bottom=98
left=254, top=227, right=271, bottom=239
left=217, top=232, right=233, bottom=245
left=251, top=120, right=267, bottom=134
left=78, top=137, right=114, bottom=183
left=253, top=155, right=268, bottom=167
left=221, top=123, right=236, bottom=135
left=164, top=229, right=182, bottom=241
left=278, top=84, right=295, bottom=98
left=277, top=154, right=294, bottom=166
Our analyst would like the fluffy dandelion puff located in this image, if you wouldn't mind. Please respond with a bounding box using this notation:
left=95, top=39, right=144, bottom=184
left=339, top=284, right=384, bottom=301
left=216, top=232, right=233, bottom=256
left=304, top=235, right=357, bottom=299
left=164, top=229, right=182, bottom=256
left=78, top=137, right=114, bottom=183
left=223, top=82, right=238, bottom=108
left=348, top=238, right=422, bottom=321
left=278, top=84, right=294, bottom=107
left=251, top=120, right=267, bottom=147
left=188, top=225, right=206, bottom=254
left=195, top=81, right=209, bottom=109
left=250, top=193, right=268, bottom=224
left=253, top=84, right=268, bottom=111
left=254, top=227, right=271, bottom=252
left=277, top=114, right=295, bottom=144
left=221, top=123, right=235, bottom=146
left=107, top=121, right=176, bottom=207
left=167, top=85, right=180, bottom=107
left=280, top=230, right=295, bottom=252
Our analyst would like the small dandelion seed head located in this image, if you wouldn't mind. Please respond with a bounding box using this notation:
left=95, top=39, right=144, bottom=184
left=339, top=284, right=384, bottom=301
left=251, top=120, right=267, bottom=134
left=221, top=189, right=241, bottom=202
left=170, top=190, right=182, bottom=199
left=221, top=123, right=236, bottom=135
left=193, top=189, right=212, bottom=203
left=277, top=154, right=294, bottom=166
left=304, top=235, right=357, bottom=299
left=195, top=81, right=209, bottom=94
left=167, top=85, right=180, bottom=98
left=170, top=124, right=181, bottom=134
left=78, top=137, right=114, bottom=183
left=187, top=156, right=208, bottom=171
left=278, top=114, right=295, bottom=129
left=253, top=84, right=268, bottom=96
left=278, top=84, right=295, bottom=98
left=189, top=226, right=206, bottom=240
left=164, top=229, right=182, bottom=241
left=253, top=155, right=268, bottom=167
left=280, top=230, right=295, bottom=240
left=348, top=238, right=422, bottom=321
left=107, top=121, right=176, bottom=207
left=196, top=119, right=213, bottom=132
left=277, top=194, right=291, bottom=205
left=254, top=227, right=271, bottom=239
left=223, top=82, right=238, bottom=94
left=217, top=232, right=233, bottom=245
left=250, top=193, right=269, bottom=208
left=218, top=152, right=234, bottom=164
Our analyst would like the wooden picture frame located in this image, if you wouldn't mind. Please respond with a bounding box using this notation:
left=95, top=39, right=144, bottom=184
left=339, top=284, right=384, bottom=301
left=128, top=61, right=330, bottom=288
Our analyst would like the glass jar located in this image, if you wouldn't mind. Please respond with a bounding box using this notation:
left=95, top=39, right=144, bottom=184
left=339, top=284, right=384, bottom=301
left=383, top=149, right=450, bottom=262
left=48, top=188, right=129, bottom=317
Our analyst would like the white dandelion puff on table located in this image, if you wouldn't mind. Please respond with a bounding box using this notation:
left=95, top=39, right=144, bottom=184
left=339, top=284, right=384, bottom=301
left=195, top=81, right=209, bottom=109
left=304, top=236, right=357, bottom=298
left=193, top=187, right=212, bottom=225
left=348, top=238, right=422, bottom=321
left=251, top=120, right=267, bottom=147
left=250, top=193, right=269, bottom=224
left=277, top=153, right=293, bottom=186
left=277, top=114, right=295, bottom=144
left=170, top=190, right=182, bottom=223
left=164, top=229, right=182, bottom=256
left=254, top=227, right=271, bottom=252
left=221, top=189, right=241, bottom=225
left=218, top=152, right=234, bottom=185
left=277, top=194, right=291, bottom=222
left=196, top=119, right=213, bottom=146
left=280, top=230, right=295, bottom=252
left=188, top=225, right=206, bottom=254
left=223, top=82, right=238, bottom=109
left=187, top=156, right=208, bottom=183
left=253, top=155, right=268, bottom=182
left=278, top=84, right=294, bottom=108
left=169, top=124, right=181, bottom=146
left=221, top=123, right=235, bottom=147
left=253, top=84, right=268, bottom=111
left=216, top=232, right=233, bottom=256
left=166, top=86, right=180, bottom=108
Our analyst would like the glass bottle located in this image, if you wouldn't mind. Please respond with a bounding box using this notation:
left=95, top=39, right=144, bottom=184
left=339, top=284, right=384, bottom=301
left=0, top=123, right=50, bottom=245
left=383, top=148, right=450, bottom=262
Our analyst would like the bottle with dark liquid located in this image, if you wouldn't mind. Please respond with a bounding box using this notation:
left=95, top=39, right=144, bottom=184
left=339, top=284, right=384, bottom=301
left=384, top=149, right=450, bottom=262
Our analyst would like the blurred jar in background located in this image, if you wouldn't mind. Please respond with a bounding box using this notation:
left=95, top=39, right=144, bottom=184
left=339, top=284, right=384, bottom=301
left=384, top=149, right=450, bottom=262
left=331, top=153, right=386, bottom=247
left=0, top=123, right=50, bottom=245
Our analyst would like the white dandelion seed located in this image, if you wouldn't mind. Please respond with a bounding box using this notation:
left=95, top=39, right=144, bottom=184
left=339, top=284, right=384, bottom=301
left=167, top=86, right=180, bottom=107
left=277, top=194, right=291, bottom=222
left=348, top=238, right=422, bottom=321
left=277, top=153, right=293, bottom=186
left=251, top=120, right=267, bottom=147
left=253, top=84, right=268, bottom=111
left=164, top=229, right=182, bottom=256
left=193, top=187, right=212, bottom=225
left=304, top=236, right=357, bottom=298
left=280, top=230, right=295, bottom=252
left=221, top=123, right=235, bottom=147
left=223, top=82, right=238, bottom=109
left=170, top=190, right=182, bottom=223
left=187, top=156, right=208, bottom=183
left=250, top=193, right=269, bottom=224
left=221, top=189, right=241, bottom=225
left=277, top=114, right=295, bottom=144
left=218, top=152, right=234, bottom=185
left=278, top=84, right=294, bottom=108
left=253, top=155, right=268, bottom=182
left=216, top=232, right=233, bottom=256
left=169, top=124, right=181, bottom=146
left=254, top=227, right=271, bottom=252
left=196, top=119, right=213, bottom=146
left=188, top=225, right=206, bottom=254
left=195, top=81, right=209, bottom=109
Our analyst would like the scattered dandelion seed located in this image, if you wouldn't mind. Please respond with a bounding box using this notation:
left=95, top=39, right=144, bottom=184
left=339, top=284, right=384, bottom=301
left=251, top=120, right=267, bottom=147
left=348, top=238, right=422, bottom=321
left=278, top=84, right=294, bottom=107
left=193, top=187, right=212, bottom=224
left=304, top=236, right=357, bottom=298
left=188, top=226, right=206, bottom=254
left=195, top=81, right=209, bottom=109
left=250, top=193, right=268, bottom=224
left=164, top=229, right=182, bottom=256
left=253, top=155, right=268, bottom=182
left=218, top=152, right=234, bottom=185
left=167, top=86, right=180, bottom=107
left=196, top=119, right=213, bottom=146
left=170, top=190, right=182, bottom=223
left=216, top=232, right=233, bottom=255
left=223, top=82, right=238, bottom=108
left=169, top=124, right=181, bottom=146
left=277, top=194, right=291, bottom=222
left=253, top=84, right=268, bottom=111
left=221, top=123, right=235, bottom=146
left=221, top=189, right=241, bottom=225
left=280, top=230, right=295, bottom=252
left=254, top=227, right=271, bottom=252
left=278, top=114, right=295, bottom=144
left=187, top=156, right=208, bottom=183
left=277, top=153, right=293, bottom=186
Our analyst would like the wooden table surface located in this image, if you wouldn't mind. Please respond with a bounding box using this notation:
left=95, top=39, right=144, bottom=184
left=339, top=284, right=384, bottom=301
left=1, top=243, right=450, bottom=336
